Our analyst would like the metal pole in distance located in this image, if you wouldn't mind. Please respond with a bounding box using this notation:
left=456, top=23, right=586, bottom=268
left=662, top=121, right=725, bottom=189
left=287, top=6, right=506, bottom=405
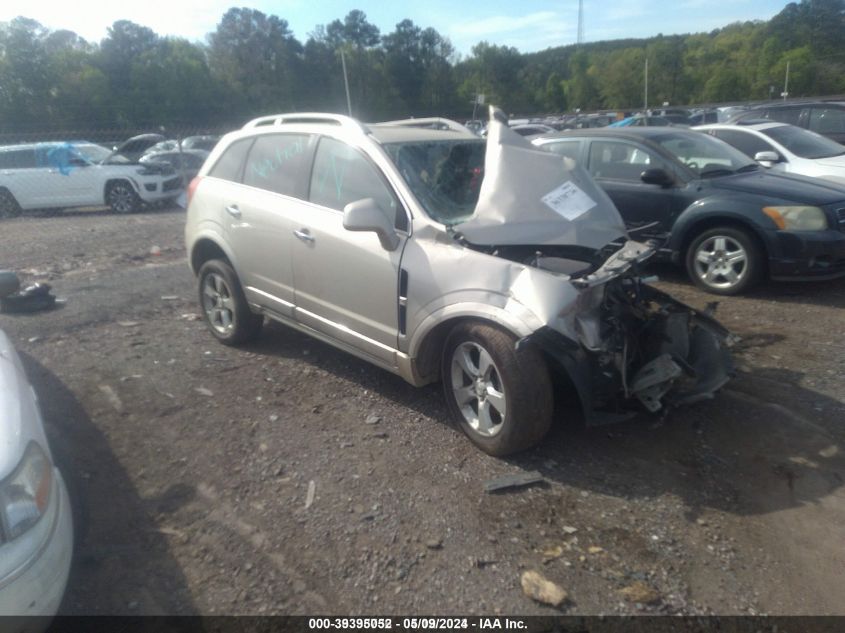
left=783, top=60, right=790, bottom=101
left=644, top=57, right=649, bottom=113
left=341, top=49, right=353, bottom=117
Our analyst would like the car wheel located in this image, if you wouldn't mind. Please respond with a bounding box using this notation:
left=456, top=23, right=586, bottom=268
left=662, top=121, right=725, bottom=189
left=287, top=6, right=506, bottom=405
left=686, top=227, right=762, bottom=295
left=106, top=180, right=141, bottom=214
left=442, top=322, right=553, bottom=456
left=197, top=259, right=263, bottom=345
left=0, top=188, right=22, bottom=218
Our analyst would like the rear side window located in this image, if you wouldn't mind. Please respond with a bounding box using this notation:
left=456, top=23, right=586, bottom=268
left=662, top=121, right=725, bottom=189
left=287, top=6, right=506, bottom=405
left=243, top=134, right=310, bottom=197
left=543, top=140, right=581, bottom=162
left=710, top=130, right=776, bottom=159
left=208, top=138, right=253, bottom=183
left=309, top=137, right=404, bottom=229
left=809, top=108, right=845, bottom=135
left=0, top=149, right=37, bottom=169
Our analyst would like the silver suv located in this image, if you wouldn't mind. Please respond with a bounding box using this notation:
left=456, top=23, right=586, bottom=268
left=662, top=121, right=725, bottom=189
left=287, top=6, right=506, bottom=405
left=185, top=110, right=734, bottom=456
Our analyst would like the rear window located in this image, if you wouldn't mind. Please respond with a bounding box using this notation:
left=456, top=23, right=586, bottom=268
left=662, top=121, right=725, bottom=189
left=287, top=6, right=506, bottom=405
left=243, top=134, right=310, bottom=197
left=0, top=149, right=37, bottom=169
left=208, top=138, right=253, bottom=183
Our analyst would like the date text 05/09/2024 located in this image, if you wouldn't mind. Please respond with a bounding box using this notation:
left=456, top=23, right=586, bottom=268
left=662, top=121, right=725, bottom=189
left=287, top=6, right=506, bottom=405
left=307, top=618, right=528, bottom=630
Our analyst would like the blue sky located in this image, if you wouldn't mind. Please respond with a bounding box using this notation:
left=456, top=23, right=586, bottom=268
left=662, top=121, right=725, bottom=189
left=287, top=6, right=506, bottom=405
left=1, top=0, right=791, bottom=56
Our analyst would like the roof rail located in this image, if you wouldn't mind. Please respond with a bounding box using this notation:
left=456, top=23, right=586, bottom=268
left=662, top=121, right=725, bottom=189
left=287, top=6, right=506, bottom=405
left=242, top=113, right=369, bottom=134
left=375, top=117, right=474, bottom=135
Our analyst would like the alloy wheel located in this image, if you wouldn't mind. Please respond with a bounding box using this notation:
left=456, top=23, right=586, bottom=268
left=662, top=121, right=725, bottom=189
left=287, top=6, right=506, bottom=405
left=692, top=235, right=749, bottom=291
left=201, top=273, right=236, bottom=335
left=450, top=341, right=508, bottom=437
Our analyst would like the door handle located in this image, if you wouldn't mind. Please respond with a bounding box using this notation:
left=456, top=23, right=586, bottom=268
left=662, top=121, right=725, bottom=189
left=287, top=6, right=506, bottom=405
left=225, top=204, right=241, bottom=218
left=293, top=228, right=315, bottom=243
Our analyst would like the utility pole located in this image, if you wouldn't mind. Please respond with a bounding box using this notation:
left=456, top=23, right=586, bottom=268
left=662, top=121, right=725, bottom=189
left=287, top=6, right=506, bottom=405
left=644, top=58, right=649, bottom=112
left=577, top=0, right=584, bottom=45
left=341, top=49, right=353, bottom=117
left=782, top=60, right=790, bottom=101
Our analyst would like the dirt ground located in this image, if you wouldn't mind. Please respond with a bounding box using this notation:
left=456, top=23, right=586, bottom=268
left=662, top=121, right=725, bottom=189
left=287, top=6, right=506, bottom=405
left=1, top=208, right=843, bottom=616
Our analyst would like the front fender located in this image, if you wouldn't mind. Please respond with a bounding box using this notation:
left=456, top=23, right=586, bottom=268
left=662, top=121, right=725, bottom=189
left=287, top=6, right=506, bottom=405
left=665, top=196, right=773, bottom=255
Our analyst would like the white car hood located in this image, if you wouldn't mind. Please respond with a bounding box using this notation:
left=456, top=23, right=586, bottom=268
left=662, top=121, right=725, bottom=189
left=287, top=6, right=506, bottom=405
left=455, top=108, right=629, bottom=249
left=0, top=331, right=42, bottom=479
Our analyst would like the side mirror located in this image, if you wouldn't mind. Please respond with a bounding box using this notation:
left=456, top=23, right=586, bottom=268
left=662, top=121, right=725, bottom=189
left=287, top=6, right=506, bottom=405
left=640, top=168, right=674, bottom=187
left=343, top=198, right=400, bottom=251
left=754, top=151, right=780, bottom=166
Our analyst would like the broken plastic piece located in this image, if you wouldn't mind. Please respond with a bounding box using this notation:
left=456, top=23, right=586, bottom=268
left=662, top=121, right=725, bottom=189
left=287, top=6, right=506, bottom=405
left=483, top=471, right=545, bottom=493
left=0, top=270, right=21, bottom=298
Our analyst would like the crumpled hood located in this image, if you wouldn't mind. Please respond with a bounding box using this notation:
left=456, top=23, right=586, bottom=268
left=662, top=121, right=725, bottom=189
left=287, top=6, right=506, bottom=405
left=455, top=107, right=629, bottom=249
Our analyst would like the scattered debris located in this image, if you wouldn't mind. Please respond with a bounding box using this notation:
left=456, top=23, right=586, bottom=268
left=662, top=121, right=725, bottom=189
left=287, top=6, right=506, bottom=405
left=161, top=295, right=179, bottom=301
left=180, top=313, right=202, bottom=321
left=588, top=546, right=604, bottom=554
left=269, top=414, right=279, bottom=422
left=118, top=321, right=141, bottom=327
left=541, top=545, right=564, bottom=564
left=365, top=414, right=382, bottom=425
left=425, top=538, right=443, bottom=550
left=120, top=375, right=144, bottom=382
left=27, top=336, right=40, bottom=343
left=150, top=245, right=162, bottom=256
left=305, top=480, right=316, bottom=509
left=483, top=471, right=545, bottom=493
left=98, top=385, right=124, bottom=413
left=520, top=570, right=568, bottom=607
left=0, top=281, right=57, bottom=313
left=618, top=581, right=661, bottom=604
left=562, top=526, right=578, bottom=535
left=195, top=387, right=214, bottom=397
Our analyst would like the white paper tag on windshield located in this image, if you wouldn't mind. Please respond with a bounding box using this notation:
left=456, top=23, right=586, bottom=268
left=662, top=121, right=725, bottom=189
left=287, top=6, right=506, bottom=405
left=541, top=181, right=597, bottom=221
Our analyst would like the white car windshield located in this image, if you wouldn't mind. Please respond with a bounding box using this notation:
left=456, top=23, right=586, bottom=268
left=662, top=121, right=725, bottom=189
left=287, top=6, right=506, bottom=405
left=763, top=125, right=845, bottom=160
left=74, top=143, right=112, bottom=164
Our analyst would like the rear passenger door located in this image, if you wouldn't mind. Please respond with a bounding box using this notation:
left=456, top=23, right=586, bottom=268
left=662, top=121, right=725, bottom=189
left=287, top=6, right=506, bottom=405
left=290, top=136, right=409, bottom=368
left=217, top=133, right=315, bottom=317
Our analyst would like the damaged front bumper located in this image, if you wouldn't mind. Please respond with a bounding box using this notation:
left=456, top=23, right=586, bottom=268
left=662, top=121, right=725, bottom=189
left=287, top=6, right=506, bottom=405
left=519, top=277, right=736, bottom=425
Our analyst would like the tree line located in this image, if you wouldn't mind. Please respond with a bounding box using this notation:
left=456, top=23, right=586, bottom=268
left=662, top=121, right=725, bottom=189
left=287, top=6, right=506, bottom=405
left=0, top=0, right=843, bottom=134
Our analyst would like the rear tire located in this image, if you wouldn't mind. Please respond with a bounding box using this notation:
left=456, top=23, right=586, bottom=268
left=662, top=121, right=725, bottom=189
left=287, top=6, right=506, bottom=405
left=0, top=188, right=21, bottom=218
left=442, top=322, right=553, bottom=456
left=197, top=259, right=263, bottom=345
left=685, top=226, right=763, bottom=295
left=106, top=180, right=141, bottom=214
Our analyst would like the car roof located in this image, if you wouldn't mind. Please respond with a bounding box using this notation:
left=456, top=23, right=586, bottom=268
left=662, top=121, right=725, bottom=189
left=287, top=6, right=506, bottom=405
left=368, top=125, right=478, bottom=144
left=696, top=122, right=787, bottom=132
left=534, top=127, right=697, bottom=142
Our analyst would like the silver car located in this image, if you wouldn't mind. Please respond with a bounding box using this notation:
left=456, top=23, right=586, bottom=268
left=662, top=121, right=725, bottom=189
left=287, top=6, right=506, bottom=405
left=185, top=109, right=734, bottom=456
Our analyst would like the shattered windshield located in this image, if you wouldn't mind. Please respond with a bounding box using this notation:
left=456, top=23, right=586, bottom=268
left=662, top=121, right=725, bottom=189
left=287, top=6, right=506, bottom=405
left=655, top=132, right=758, bottom=177
left=384, top=140, right=485, bottom=225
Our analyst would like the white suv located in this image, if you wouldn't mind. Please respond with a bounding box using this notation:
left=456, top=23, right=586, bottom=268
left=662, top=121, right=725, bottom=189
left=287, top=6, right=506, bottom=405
left=185, top=110, right=734, bottom=455
left=0, top=141, right=183, bottom=217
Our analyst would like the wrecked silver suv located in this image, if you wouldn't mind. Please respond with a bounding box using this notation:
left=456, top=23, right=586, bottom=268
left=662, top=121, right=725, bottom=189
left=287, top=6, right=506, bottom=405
left=185, top=108, right=734, bottom=456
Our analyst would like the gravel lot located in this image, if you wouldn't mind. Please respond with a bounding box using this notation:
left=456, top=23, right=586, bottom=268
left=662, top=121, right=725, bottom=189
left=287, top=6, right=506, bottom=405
left=1, top=208, right=844, bottom=616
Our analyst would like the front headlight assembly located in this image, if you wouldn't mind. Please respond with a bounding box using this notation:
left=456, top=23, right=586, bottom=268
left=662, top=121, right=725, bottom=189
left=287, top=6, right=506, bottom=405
left=0, top=442, right=52, bottom=542
left=763, top=206, right=829, bottom=231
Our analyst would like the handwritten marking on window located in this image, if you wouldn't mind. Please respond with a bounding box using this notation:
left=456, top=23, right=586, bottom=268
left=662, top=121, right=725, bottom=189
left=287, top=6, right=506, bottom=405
left=248, top=138, right=304, bottom=181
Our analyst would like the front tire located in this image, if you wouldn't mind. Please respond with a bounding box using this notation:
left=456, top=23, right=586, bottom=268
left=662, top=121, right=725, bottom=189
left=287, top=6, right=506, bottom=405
left=686, top=226, right=763, bottom=295
left=0, top=188, right=22, bottom=218
left=197, top=259, right=263, bottom=345
left=442, top=322, right=553, bottom=456
left=106, top=180, right=141, bottom=214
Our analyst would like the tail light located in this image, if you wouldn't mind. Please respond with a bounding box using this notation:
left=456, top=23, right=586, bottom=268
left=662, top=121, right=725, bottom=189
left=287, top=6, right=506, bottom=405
left=186, top=176, right=203, bottom=207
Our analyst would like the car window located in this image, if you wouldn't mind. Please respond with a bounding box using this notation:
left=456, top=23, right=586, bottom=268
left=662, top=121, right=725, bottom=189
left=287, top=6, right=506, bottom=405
left=208, top=138, right=254, bottom=183
left=0, top=149, right=36, bottom=169
left=588, top=141, right=664, bottom=180
left=243, top=134, right=310, bottom=197
left=710, top=130, right=776, bottom=159
left=765, top=106, right=802, bottom=126
left=809, top=108, right=845, bottom=135
left=310, top=137, right=404, bottom=230
left=543, top=140, right=581, bottom=162
left=762, top=125, right=845, bottom=159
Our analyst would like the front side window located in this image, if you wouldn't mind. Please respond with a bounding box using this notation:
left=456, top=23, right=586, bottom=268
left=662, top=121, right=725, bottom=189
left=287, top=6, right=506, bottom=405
left=310, top=137, right=403, bottom=229
left=653, top=132, right=757, bottom=177
left=588, top=141, right=663, bottom=181
left=243, top=134, right=310, bottom=197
